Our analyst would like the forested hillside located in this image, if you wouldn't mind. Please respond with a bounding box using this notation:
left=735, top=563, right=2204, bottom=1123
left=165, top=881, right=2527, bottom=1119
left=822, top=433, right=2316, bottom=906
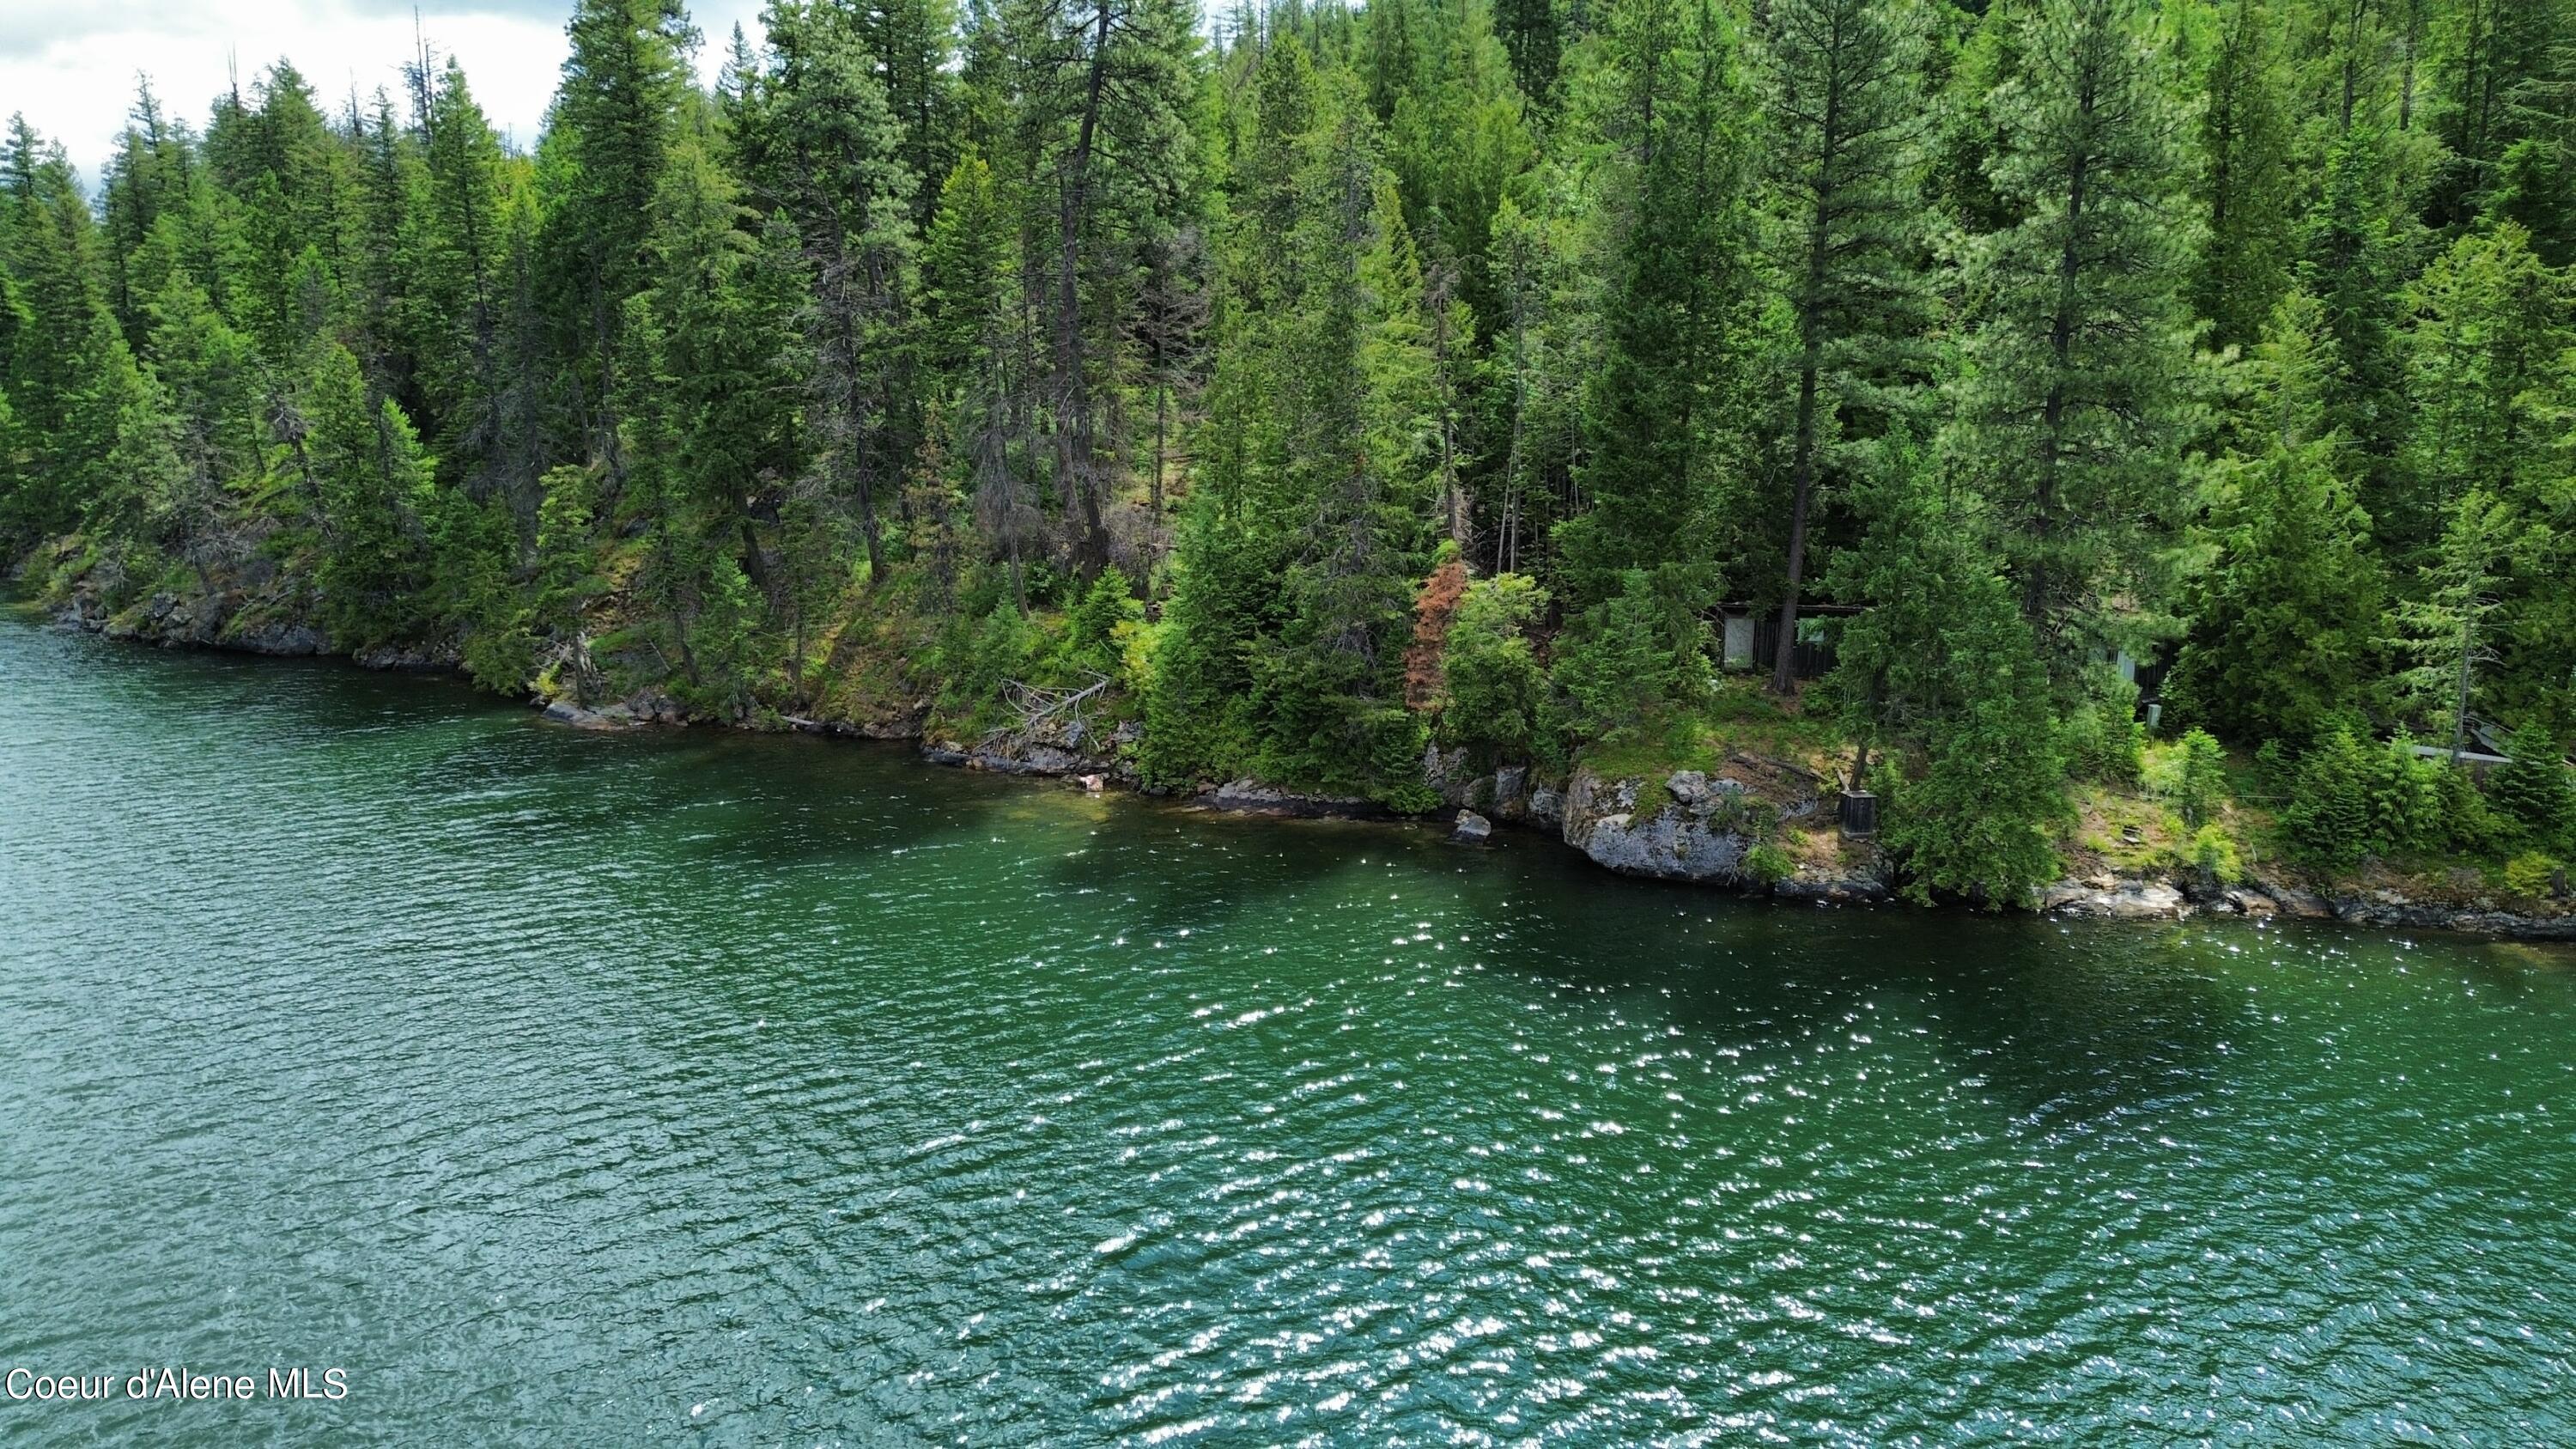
left=3, top=0, right=2573, bottom=904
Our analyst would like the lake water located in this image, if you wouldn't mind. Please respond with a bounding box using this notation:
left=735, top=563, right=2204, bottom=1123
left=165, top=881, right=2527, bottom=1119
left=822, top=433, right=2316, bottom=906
left=3, top=613, right=2572, bottom=1444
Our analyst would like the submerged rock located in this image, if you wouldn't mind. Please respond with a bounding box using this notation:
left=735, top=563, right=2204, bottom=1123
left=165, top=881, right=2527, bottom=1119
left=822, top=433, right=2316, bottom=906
left=1774, top=871, right=1891, bottom=904
left=1204, top=778, right=1375, bottom=817
left=540, top=700, right=625, bottom=731
left=353, top=642, right=455, bottom=672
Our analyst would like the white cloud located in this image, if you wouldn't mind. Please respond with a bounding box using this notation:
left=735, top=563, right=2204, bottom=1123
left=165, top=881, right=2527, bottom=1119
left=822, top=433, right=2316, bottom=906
left=0, top=0, right=769, bottom=186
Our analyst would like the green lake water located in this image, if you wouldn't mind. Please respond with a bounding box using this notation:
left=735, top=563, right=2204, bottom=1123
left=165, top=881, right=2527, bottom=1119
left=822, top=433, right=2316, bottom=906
left=3, top=612, right=2572, bottom=1444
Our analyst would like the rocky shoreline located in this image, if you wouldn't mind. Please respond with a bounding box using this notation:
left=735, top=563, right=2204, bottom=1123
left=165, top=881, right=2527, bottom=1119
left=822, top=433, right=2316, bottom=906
left=35, top=594, right=2576, bottom=943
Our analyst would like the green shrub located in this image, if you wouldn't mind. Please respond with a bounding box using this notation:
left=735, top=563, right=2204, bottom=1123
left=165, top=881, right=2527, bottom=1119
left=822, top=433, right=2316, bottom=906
left=2489, top=721, right=2574, bottom=850
left=931, top=596, right=1040, bottom=732
left=2279, top=729, right=2378, bottom=868
left=2281, top=730, right=2468, bottom=868
left=2143, top=728, right=2229, bottom=825
left=2061, top=677, right=2144, bottom=785
left=1743, top=843, right=1796, bottom=886
left=1440, top=573, right=1549, bottom=755
left=1060, top=566, right=1142, bottom=679
left=2361, top=736, right=2446, bottom=855
left=2432, top=758, right=2504, bottom=856
left=2502, top=852, right=2562, bottom=900
left=1139, top=515, right=1285, bottom=788
left=2187, top=823, right=2244, bottom=884
left=1551, top=569, right=1700, bottom=743
left=2252, top=738, right=2294, bottom=801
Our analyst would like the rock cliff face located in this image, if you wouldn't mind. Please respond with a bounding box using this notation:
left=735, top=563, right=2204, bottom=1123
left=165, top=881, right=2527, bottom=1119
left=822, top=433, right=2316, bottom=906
left=1560, top=770, right=1758, bottom=884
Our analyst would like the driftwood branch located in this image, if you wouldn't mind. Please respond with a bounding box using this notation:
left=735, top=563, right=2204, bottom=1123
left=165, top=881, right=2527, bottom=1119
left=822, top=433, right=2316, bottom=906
left=985, top=673, right=1112, bottom=745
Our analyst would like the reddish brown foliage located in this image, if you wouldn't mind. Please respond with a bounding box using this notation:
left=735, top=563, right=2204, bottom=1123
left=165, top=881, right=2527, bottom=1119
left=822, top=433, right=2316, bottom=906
left=1404, top=557, right=1469, bottom=710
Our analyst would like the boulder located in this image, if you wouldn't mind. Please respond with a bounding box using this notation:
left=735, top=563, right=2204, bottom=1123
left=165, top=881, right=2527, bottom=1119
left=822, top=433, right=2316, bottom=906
left=540, top=699, right=622, bottom=731
left=1527, top=783, right=1564, bottom=831
left=1571, top=810, right=1752, bottom=881
left=2221, top=886, right=2277, bottom=917
left=227, top=618, right=327, bottom=656
left=626, top=690, right=686, bottom=725
left=1774, top=872, right=1891, bottom=904
left=1205, top=778, right=1375, bottom=817
left=2043, top=880, right=2190, bottom=920
left=1451, top=809, right=1493, bottom=843
left=2255, top=881, right=2334, bottom=918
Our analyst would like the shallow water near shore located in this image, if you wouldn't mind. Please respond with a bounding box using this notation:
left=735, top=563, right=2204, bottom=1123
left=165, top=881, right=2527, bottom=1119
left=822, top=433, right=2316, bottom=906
left=3, top=613, right=2573, bottom=1444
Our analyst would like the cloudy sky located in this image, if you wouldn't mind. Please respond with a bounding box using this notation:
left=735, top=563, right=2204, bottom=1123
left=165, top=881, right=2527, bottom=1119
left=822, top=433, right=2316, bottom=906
left=3, top=0, right=773, bottom=186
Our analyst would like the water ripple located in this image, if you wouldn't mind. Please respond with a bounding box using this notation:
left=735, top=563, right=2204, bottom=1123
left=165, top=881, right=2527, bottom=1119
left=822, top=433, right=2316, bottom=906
left=3, top=618, right=2573, bottom=1444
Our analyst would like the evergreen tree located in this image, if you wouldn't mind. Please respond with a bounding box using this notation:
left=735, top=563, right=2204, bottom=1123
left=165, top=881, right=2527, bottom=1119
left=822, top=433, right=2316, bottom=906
left=412, top=60, right=513, bottom=470
left=1751, top=0, right=1932, bottom=692
left=2301, top=125, right=2414, bottom=537
left=2193, top=0, right=2300, bottom=351
left=921, top=151, right=1033, bottom=604
left=758, top=0, right=918, bottom=583
left=2426, top=0, right=2575, bottom=225
left=1495, top=0, right=1564, bottom=107
left=205, top=62, right=357, bottom=362
left=1249, top=119, right=1438, bottom=805
left=1949, top=0, right=2198, bottom=678
left=2168, top=291, right=2387, bottom=743
left=2394, top=486, right=2516, bottom=758
left=622, top=132, right=808, bottom=690
left=2403, top=223, right=2568, bottom=534
left=2489, top=718, right=2575, bottom=848
left=1552, top=0, right=1756, bottom=625
left=538, top=0, right=696, bottom=473
left=1828, top=447, right=2064, bottom=906
left=303, top=344, right=435, bottom=647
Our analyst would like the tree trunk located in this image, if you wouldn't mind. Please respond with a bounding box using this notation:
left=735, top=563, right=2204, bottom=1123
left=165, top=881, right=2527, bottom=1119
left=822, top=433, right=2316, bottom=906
left=1053, top=0, right=1116, bottom=575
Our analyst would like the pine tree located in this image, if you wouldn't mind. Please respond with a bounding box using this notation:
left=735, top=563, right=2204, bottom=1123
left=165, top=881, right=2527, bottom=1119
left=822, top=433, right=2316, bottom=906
left=1828, top=445, right=2064, bottom=907
left=1249, top=117, right=1438, bottom=805
left=2301, top=124, right=2414, bottom=539
left=1495, top=0, right=1563, bottom=108
left=758, top=0, right=918, bottom=584
left=2394, top=487, right=2517, bottom=758
left=1552, top=0, right=1756, bottom=621
left=2168, top=290, right=2387, bottom=743
left=144, top=270, right=267, bottom=502
left=2426, top=0, right=2575, bottom=225
left=1752, top=0, right=1932, bottom=692
left=412, top=59, right=513, bottom=467
left=205, top=62, right=358, bottom=362
left=2489, top=718, right=2575, bottom=848
left=622, top=134, right=807, bottom=686
left=921, top=150, right=1033, bottom=604
left=2403, top=223, right=2568, bottom=530
left=1949, top=0, right=2197, bottom=678
left=1020, top=0, right=1204, bottom=574
left=300, top=344, right=436, bottom=647
left=538, top=0, right=695, bottom=473
left=2193, top=0, right=2300, bottom=352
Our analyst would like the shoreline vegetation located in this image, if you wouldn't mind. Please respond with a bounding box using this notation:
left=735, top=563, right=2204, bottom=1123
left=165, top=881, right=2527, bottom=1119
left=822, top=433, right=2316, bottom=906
left=24, top=584, right=2576, bottom=941
left=4, top=0, right=2575, bottom=935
